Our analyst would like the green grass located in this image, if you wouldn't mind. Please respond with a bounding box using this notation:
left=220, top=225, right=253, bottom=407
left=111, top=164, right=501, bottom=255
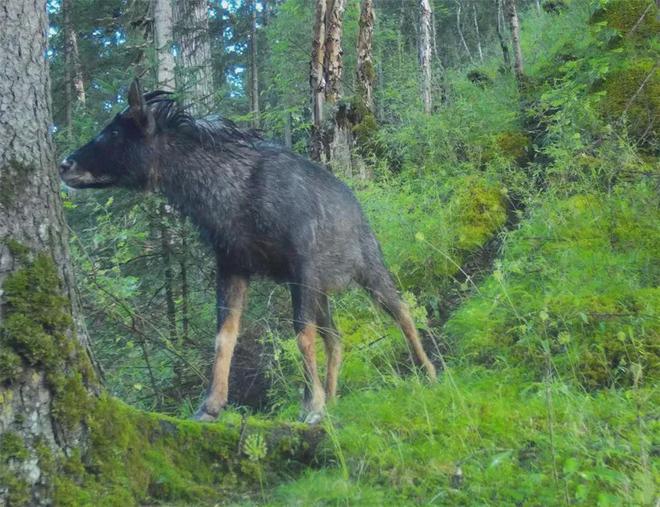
left=270, top=368, right=657, bottom=506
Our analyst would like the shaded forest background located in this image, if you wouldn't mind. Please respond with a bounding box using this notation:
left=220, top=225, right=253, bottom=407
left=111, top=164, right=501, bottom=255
left=0, top=0, right=657, bottom=505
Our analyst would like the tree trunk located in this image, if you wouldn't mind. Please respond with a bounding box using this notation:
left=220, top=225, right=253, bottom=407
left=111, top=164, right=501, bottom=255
left=473, top=4, right=484, bottom=62
left=62, top=0, right=86, bottom=136
left=250, top=0, right=260, bottom=129
left=505, top=0, right=524, bottom=80
left=284, top=112, right=293, bottom=149
left=0, top=1, right=95, bottom=503
left=419, top=0, right=433, bottom=114
left=496, top=0, right=511, bottom=70
left=309, top=0, right=328, bottom=161
left=175, top=0, right=214, bottom=115
left=324, top=0, right=346, bottom=105
left=456, top=0, right=473, bottom=63
left=153, top=0, right=176, bottom=90
left=356, top=0, right=375, bottom=114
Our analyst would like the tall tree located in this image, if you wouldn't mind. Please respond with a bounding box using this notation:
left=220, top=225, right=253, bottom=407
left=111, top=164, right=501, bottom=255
left=175, top=0, right=214, bottom=115
left=496, top=0, right=511, bottom=70
left=250, top=0, right=260, bottom=128
left=310, top=0, right=328, bottom=161
left=0, top=0, right=95, bottom=503
left=356, top=0, right=375, bottom=114
left=62, top=0, right=86, bottom=135
left=419, top=0, right=433, bottom=113
left=505, top=0, right=524, bottom=80
left=153, top=0, right=176, bottom=90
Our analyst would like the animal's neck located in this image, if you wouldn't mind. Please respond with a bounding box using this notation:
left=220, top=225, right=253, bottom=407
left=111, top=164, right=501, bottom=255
left=155, top=140, right=251, bottom=243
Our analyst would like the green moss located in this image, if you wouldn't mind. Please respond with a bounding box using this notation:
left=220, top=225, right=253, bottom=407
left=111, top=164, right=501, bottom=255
left=452, top=176, right=507, bottom=251
left=0, top=346, right=22, bottom=384
left=496, top=131, right=531, bottom=163
left=596, top=58, right=659, bottom=146
left=0, top=432, right=30, bottom=507
left=0, top=432, right=29, bottom=462
left=0, top=250, right=96, bottom=432
left=590, top=0, right=659, bottom=40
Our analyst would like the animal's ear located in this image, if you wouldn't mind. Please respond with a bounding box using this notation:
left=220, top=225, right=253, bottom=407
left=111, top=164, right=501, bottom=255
left=127, top=79, right=155, bottom=135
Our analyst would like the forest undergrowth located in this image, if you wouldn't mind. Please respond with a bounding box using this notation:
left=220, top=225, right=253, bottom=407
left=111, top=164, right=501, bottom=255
left=53, top=0, right=658, bottom=505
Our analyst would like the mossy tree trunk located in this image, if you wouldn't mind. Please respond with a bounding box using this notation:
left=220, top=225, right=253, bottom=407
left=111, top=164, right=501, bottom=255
left=0, top=1, right=95, bottom=504
left=0, top=4, right=324, bottom=506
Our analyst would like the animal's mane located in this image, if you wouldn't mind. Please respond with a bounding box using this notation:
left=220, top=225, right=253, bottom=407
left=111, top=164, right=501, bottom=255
left=142, top=90, right=261, bottom=148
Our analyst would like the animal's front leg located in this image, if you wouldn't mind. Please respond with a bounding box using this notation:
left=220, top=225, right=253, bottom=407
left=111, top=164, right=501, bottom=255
left=194, top=273, right=248, bottom=421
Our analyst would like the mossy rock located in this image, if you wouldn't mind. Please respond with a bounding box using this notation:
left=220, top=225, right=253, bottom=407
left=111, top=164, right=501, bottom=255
left=451, top=176, right=507, bottom=251
left=595, top=58, right=659, bottom=148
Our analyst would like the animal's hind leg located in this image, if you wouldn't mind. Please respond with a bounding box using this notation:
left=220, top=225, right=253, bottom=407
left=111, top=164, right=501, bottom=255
left=317, top=294, right=342, bottom=400
left=291, top=282, right=326, bottom=424
left=194, top=274, right=248, bottom=421
left=360, top=267, right=437, bottom=381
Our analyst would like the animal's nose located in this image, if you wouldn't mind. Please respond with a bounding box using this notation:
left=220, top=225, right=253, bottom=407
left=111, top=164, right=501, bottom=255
left=60, top=159, right=76, bottom=174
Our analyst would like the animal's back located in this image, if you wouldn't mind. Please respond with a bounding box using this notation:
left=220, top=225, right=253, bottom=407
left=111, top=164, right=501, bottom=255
left=244, top=146, right=372, bottom=290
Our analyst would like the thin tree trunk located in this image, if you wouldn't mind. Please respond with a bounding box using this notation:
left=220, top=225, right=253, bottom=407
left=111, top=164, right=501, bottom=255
left=505, top=0, right=524, bottom=80
left=63, top=0, right=85, bottom=136
left=356, top=0, right=375, bottom=113
left=175, top=0, right=214, bottom=115
left=0, top=1, right=95, bottom=503
left=473, top=4, right=484, bottom=62
left=535, top=0, right=541, bottom=15
left=250, top=0, right=260, bottom=129
left=159, top=209, right=177, bottom=344
left=284, top=112, right=293, bottom=149
left=179, top=233, right=190, bottom=344
left=310, top=0, right=327, bottom=161
left=153, top=0, right=176, bottom=90
left=419, top=0, right=433, bottom=114
left=496, top=0, right=511, bottom=69
left=456, top=0, right=474, bottom=63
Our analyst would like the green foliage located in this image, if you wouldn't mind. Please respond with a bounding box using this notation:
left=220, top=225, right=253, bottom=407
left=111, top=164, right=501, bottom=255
left=447, top=184, right=659, bottom=388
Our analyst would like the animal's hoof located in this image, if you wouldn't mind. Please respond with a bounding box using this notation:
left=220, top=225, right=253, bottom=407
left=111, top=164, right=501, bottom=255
left=303, top=410, right=324, bottom=425
left=193, top=407, right=218, bottom=422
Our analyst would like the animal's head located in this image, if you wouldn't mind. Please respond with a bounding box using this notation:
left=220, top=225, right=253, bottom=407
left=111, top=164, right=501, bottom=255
left=60, top=79, right=160, bottom=190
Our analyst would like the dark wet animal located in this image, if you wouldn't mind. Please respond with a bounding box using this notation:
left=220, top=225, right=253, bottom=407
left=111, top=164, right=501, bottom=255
left=61, top=79, right=437, bottom=423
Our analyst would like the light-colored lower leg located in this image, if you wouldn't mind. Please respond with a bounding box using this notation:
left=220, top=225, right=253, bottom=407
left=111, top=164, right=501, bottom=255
left=200, top=278, right=247, bottom=419
left=323, top=334, right=342, bottom=400
left=399, top=306, right=437, bottom=381
left=297, top=323, right=326, bottom=422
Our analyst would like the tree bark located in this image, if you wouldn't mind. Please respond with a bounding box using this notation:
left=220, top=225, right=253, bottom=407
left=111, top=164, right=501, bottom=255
left=309, top=0, right=328, bottom=161
left=505, top=0, right=524, bottom=80
left=250, top=0, right=260, bottom=129
left=419, top=0, right=433, bottom=114
left=324, top=0, right=346, bottom=105
left=0, top=1, right=94, bottom=503
left=175, top=0, right=214, bottom=115
left=62, top=0, right=86, bottom=136
left=456, top=0, right=474, bottom=63
left=153, top=0, right=176, bottom=90
left=473, top=4, right=484, bottom=62
left=356, top=0, right=376, bottom=114
left=496, top=0, right=511, bottom=70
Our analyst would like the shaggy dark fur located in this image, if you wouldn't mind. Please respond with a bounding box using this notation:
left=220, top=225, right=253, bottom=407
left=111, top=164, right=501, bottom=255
left=61, top=80, right=436, bottom=422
